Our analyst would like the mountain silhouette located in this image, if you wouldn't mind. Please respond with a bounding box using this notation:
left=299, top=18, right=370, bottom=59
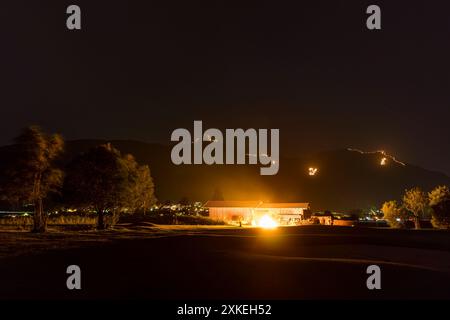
left=1, top=140, right=449, bottom=212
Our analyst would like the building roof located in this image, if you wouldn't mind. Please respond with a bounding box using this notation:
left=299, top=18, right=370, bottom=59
left=205, top=201, right=309, bottom=209
left=262, top=203, right=310, bottom=209
left=204, top=201, right=261, bottom=208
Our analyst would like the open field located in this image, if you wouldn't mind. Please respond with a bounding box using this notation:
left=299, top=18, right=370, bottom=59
left=1, top=225, right=450, bottom=299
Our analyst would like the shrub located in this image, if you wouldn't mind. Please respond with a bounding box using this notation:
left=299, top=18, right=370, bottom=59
left=429, top=185, right=450, bottom=229
left=381, top=200, right=404, bottom=228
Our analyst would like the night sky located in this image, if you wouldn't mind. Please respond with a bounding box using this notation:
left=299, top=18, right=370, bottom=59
left=1, top=1, right=449, bottom=174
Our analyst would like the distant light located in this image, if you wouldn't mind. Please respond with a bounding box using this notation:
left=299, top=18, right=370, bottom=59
left=380, top=157, right=387, bottom=166
left=308, top=167, right=318, bottom=176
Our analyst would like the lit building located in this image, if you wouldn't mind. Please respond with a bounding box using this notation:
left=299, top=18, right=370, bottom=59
left=205, top=201, right=310, bottom=226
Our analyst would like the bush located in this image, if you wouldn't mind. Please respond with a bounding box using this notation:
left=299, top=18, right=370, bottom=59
left=0, top=213, right=115, bottom=228
left=429, top=186, right=450, bottom=229
left=0, top=212, right=226, bottom=229
left=381, top=200, right=404, bottom=228
left=176, top=215, right=226, bottom=225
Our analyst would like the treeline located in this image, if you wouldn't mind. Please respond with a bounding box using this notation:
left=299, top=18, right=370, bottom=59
left=382, top=186, right=450, bottom=229
left=0, top=126, right=156, bottom=232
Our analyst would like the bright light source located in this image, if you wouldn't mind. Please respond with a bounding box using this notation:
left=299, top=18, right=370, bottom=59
left=258, top=214, right=278, bottom=229
left=380, top=157, right=387, bottom=166
left=308, top=167, right=318, bottom=176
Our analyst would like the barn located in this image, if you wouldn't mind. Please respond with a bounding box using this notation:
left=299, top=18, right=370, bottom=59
left=205, top=201, right=310, bottom=226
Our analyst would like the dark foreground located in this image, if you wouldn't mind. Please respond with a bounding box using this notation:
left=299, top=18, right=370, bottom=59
left=1, top=225, right=450, bottom=299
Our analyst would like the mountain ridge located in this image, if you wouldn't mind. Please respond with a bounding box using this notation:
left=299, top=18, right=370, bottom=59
left=1, top=139, right=449, bottom=211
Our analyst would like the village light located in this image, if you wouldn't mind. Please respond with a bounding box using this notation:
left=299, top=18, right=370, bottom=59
left=380, top=157, right=387, bottom=166
left=258, top=214, right=278, bottom=229
left=308, top=167, right=318, bottom=176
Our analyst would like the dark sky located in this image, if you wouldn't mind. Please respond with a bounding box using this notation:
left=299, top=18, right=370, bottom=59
left=1, top=0, right=449, bottom=174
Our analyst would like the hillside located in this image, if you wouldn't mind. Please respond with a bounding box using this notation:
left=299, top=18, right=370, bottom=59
left=1, top=140, right=449, bottom=211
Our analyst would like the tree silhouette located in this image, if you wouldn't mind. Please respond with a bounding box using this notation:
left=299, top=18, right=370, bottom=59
left=122, top=154, right=156, bottom=214
left=3, top=126, right=64, bottom=232
left=65, top=144, right=127, bottom=229
left=64, top=143, right=155, bottom=229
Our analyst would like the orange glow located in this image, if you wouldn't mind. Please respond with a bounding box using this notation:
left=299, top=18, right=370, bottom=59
left=257, top=214, right=278, bottom=229
left=380, top=157, right=387, bottom=165
left=308, top=167, right=318, bottom=176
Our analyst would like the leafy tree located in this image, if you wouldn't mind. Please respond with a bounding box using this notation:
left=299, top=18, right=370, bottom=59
left=122, top=154, right=156, bottom=214
left=2, top=126, right=64, bottom=232
left=402, top=187, right=429, bottom=229
left=64, top=144, right=129, bottom=229
left=381, top=200, right=404, bottom=228
left=429, top=185, right=450, bottom=229
left=64, top=143, right=155, bottom=229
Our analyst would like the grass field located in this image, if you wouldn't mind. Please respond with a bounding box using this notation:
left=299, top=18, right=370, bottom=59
left=1, top=225, right=450, bottom=299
